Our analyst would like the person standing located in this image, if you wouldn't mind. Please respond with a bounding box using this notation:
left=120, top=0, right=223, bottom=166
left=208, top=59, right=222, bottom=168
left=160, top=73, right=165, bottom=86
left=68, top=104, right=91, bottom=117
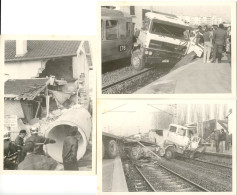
left=4, top=131, right=18, bottom=170
left=196, top=25, right=204, bottom=45
left=203, top=26, right=213, bottom=63
left=24, top=125, right=56, bottom=155
left=62, top=126, right=79, bottom=170
left=226, top=26, right=231, bottom=63
left=219, top=129, right=226, bottom=153
left=212, top=23, right=227, bottom=63
left=15, top=129, right=27, bottom=163
left=210, top=130, right=216, bottom=152
left=214, top=129, right=220, bottom=152
left=18, top=141, right=58, bottom=170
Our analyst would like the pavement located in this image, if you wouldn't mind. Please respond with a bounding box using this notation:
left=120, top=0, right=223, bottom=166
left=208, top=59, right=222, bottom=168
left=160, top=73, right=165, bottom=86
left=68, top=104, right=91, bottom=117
left=102, top=157, right=128, bottom=192
left=205, top=145, right=232, bottom=155
left=135, top=57, right=231, bottom=94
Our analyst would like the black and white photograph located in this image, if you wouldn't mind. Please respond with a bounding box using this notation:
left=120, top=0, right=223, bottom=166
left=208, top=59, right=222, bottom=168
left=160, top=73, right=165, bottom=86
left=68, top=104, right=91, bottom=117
left=3, top=38, right=95, bottom=172
left=101, top=3, right=235, bottom=94
left=99, top=100, right=235, bottom=192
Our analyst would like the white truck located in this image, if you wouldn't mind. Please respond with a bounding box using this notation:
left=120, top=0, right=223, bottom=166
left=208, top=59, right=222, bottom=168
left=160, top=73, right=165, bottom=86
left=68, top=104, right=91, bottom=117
left=157, top=124, right=206, bottom=159
left=131, top=12, right=203, bottom=70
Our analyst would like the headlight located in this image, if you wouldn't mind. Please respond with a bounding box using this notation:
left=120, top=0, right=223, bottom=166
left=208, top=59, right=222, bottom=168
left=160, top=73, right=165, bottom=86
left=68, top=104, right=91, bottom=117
left=145, top=50, right=148, bottom=55
left=148, top=51, right=152, bottom=55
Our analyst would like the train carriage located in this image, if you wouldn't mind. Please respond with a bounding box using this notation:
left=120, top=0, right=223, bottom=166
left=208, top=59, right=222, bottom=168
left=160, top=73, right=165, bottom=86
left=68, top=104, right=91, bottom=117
left=101, top=8, right=134, bottom=64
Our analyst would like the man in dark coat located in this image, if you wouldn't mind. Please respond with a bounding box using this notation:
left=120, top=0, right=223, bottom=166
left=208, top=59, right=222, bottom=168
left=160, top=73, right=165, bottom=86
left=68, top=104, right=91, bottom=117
left=212, top=23, right=227, bottom=63
left=24, top=125, right=56, bottom=155
left=15, top=129, right=27, bottom=163
left=4, top=131, right=18, bottom=170
left=62, top=126, right=79, bottom=170
left=18, top=141, right=57, bottom=170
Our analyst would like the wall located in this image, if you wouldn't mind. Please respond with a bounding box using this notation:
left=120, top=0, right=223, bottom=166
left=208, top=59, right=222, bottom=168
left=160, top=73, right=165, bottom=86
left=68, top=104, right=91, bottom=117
left=118, top=6, right=145, bottom=29
left=5, top=60, right=44, bottom=79
left=117, top=6, right=161, bottom=30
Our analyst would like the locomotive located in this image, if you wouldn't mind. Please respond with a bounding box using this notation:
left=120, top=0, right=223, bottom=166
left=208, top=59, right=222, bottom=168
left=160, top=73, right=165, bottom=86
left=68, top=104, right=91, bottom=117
left=101, top=8, right=134, bottom=64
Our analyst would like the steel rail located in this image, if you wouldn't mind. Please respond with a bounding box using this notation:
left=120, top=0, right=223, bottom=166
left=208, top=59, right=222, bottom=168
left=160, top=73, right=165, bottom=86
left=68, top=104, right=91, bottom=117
left=135, top=165, right=157, bottom=192
left=156, top=163, right=210, bottom=192
left=102, top=67, right=156, bottom=91
left=178, top=156, right=232, bottom=169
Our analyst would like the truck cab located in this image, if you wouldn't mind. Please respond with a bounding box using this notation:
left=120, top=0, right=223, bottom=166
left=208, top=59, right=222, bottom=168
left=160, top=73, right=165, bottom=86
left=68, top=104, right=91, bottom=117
left=161, top=124, right=204, bottom=159
left=131, top=12, right=203, bottom=70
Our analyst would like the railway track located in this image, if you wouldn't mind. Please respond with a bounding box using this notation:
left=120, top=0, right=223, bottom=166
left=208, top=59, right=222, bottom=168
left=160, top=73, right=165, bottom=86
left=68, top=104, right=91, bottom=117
left=135, top=163, right=209, bottom=192
left=102, top=66, right=170, bottom=94
left=177, top=156, right=232, bottom=169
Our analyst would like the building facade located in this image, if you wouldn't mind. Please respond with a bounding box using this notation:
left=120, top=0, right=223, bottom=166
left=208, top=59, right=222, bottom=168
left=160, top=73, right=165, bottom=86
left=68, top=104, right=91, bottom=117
left=178, top=15, right=222, bottom=26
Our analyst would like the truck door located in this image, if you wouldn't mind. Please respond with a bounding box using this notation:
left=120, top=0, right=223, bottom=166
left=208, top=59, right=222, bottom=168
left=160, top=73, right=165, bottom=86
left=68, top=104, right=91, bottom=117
left=176, top=127, right=189, bottom=147
left=166, top=125, right=177, bottom=144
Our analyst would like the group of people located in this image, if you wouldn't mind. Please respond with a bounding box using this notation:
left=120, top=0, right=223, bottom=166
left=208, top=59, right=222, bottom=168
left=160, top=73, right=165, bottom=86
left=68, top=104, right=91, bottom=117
left=209, top=129, right=232, bottom=153
left=4, top=125, right=79, bottom=171
left=196, top=24, right=231, bottom=63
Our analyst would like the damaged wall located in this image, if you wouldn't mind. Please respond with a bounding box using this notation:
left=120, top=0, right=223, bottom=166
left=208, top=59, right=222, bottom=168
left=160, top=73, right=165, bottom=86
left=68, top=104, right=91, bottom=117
left=39, top=57, right=74, bottom=82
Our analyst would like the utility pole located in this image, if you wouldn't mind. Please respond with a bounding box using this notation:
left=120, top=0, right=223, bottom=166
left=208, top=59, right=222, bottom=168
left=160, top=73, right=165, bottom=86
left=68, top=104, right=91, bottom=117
left=172, top=104, right=177, bottom=123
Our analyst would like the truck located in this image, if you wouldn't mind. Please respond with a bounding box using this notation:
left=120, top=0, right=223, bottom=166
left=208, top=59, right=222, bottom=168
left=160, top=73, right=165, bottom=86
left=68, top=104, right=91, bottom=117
left=131, top=11, right=203, bottom=70
left=157, top=124, right=206, bottom=159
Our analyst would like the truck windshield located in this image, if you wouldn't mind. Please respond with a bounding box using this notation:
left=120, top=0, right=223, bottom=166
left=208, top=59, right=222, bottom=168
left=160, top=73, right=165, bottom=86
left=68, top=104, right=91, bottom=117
left=150, top=21, right=189, bottom=40
left=177, top=128, right=187, bottom=136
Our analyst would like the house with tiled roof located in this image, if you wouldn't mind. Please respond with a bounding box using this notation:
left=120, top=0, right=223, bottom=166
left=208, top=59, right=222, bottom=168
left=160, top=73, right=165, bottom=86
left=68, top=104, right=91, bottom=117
left=4, top=40, right=93, bottom=133
left=5, top=40, right=92, bottom=81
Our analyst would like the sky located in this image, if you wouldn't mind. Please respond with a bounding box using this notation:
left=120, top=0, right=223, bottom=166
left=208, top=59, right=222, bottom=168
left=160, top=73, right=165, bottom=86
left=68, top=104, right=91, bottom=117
left=100, top=101, right=233, bottom=137
left=101, top=102, right=172, bottom=136
left=153, top=5, right=231, bottom=22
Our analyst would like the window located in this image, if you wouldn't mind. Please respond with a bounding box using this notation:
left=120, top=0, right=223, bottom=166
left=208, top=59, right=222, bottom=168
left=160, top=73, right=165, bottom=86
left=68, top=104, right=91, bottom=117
left=119, top=21, right=126, bottom=39
left=106, top=20, right=118, bottom=40
left=177, top=128, right=186, bottom=136
left=169, top=126, right=177, bottom=133
left=150, top=21, right=188, bottom=40
left=130, top=6, right=135, bottom=15
left=126, top=22, right=132, bottom=36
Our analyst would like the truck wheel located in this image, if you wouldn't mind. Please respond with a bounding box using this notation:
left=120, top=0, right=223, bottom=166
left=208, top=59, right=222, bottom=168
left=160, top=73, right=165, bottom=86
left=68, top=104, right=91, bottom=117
left=165, top=147, right=175, bottom=160
left=131, top=50, right=145, bottom=71
left=107, top=140, right=118, bottom=159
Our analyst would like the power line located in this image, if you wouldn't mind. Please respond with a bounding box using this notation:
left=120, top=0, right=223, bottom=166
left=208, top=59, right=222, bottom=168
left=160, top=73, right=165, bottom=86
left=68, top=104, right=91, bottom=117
left=147, top=104, right=174, bottom=116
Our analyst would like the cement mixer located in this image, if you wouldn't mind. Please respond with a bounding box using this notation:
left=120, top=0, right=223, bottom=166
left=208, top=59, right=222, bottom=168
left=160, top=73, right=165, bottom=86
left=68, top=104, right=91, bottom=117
left=45, top=105, right=92, bottom=163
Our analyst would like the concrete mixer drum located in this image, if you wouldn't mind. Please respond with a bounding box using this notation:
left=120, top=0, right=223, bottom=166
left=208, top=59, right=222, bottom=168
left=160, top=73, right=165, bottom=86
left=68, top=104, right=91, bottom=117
left=45, top=105, right=92, bottom=163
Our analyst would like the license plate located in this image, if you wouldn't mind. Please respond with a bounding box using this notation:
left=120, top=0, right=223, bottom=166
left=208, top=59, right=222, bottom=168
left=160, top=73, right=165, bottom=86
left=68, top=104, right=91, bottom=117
left=119, top=45, right=127, bottom=52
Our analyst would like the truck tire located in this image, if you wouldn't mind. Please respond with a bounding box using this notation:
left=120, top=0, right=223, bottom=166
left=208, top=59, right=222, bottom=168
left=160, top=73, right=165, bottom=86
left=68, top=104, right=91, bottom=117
left=165, top=147, right=175, bottom=160
left=131, top=50, right=145, bottom=71
left=106, top=140, right=118, bottom=159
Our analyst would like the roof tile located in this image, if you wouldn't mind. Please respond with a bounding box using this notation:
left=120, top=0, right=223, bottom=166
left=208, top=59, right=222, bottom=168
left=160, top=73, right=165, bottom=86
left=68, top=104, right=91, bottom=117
left=4, top=78, right=49, bottom=100
left=5, top=40, right=81, bottom=62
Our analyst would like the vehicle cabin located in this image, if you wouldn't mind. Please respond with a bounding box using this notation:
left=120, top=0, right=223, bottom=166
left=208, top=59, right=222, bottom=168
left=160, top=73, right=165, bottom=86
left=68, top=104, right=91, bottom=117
left=101, top=8, right=134, bottom=63
left=131, top=11, right=199, bottom=70
left=166, top=124, right=194, bottom=148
